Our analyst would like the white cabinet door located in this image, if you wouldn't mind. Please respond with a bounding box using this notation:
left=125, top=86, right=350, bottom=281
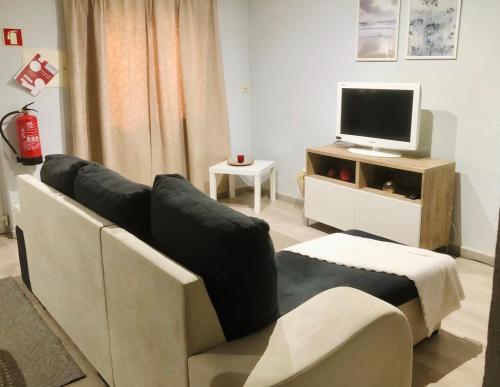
left=304, top=176, right=355, bottom=230
left=355, top=190, right=422, bottom=247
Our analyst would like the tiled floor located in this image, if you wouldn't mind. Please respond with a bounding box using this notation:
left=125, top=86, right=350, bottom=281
left=0, top=192, right=494, bottom=386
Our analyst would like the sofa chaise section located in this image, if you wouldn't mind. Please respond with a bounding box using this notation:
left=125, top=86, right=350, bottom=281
left=277, top=229, right=435, bottom=344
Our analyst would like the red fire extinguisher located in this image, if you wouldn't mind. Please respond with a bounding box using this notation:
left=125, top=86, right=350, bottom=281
left=0, top=102, right=43, bottom=165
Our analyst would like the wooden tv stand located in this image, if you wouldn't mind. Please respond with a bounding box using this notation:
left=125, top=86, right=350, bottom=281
left=304, top=145, right=455, bottom=249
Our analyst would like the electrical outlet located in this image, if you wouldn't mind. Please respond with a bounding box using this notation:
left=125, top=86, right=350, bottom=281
left=241, top=85, right=249, bottom=94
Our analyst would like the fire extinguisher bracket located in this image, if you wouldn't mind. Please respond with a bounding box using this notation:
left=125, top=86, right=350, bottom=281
left=0, top=102, right=44, bottom=166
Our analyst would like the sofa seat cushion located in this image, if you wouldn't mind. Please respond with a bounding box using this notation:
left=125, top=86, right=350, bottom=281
left=40, top=154, right=93, bottom=198
left=74, top=164, right=151, bottom=240
left=277, top=230, right=418, bottom=315
left=151, top=174, right=279, bottom=341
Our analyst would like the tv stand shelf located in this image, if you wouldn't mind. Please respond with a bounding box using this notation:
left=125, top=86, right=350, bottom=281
left=305, top=145, right=455, bottom=249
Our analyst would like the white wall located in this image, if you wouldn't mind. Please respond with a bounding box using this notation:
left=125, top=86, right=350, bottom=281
left=217, top=0, right=252, bottom=158
left=249, top=0, right=500, bottom=257
left=0, top=0, right=69, bottom=229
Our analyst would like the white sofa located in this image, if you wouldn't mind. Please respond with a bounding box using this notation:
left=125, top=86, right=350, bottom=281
left=16, top=174, right=413, bottom=387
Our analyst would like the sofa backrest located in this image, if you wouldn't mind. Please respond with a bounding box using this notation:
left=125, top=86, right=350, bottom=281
left=101, top=226, right=225, bottom=387
left=151, top=174, right=279, bottom=341
left=18, top=174, right=226, bottom=387
left=74, top=163, right=152, bottom=241
left=17, top=175, right=115, bottom=385
left=40, top=154, right=93, bottom=198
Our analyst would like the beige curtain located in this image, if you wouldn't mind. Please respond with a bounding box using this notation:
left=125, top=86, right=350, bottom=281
left=63, top=0, right=230, bottom=191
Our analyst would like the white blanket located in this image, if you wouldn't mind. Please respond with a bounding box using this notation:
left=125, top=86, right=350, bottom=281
left=285, top=233, right=465, bottom=335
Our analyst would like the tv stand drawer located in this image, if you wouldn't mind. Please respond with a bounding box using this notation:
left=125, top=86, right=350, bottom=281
left=304, top=176, right=355, bottom=230
left=354, top=190, right=422, bottom=247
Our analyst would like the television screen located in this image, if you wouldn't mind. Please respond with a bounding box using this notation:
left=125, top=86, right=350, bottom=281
left=340, top=88, right=414, bottom=142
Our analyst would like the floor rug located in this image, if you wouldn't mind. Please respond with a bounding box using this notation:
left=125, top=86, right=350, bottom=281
left=0, top=277, right=85, bottom=386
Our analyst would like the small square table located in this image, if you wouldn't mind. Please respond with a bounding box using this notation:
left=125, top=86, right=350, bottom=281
left=209, top=160, right=276, bottom=214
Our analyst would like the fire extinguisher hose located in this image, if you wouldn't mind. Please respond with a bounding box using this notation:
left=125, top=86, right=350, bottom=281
left=0, top=110, right=21, bottom=158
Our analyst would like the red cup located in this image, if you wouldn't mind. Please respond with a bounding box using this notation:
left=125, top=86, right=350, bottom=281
left=237, top=154, right=245, bottom=163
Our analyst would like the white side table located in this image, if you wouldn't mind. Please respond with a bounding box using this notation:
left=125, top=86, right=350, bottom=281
left=209, top=160, right=276, bottom=214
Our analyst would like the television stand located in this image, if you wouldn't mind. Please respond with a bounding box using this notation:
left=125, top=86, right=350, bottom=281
left=304, top=145, right=455, bottom=249
left=348, top=147, right=402, bottom=158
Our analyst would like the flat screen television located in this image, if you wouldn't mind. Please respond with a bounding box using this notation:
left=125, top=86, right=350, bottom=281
left=336, top=82, right=421, bottom=158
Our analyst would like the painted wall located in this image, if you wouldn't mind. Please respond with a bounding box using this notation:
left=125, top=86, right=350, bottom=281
left=249, top=0, right=500, bottom=257
left=0, top=0, right=70, bottom=230
left=218, top=0, right=252, bottom=158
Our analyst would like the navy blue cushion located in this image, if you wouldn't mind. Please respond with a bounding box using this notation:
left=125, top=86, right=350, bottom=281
left=151, top=174, right=279, bottom=341
left=74, top=164, right=151, bottom=240
left=40, top=154, right=92, bottom=198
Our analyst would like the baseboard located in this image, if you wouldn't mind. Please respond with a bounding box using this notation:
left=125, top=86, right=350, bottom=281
left=273, top=191, right=495, bottom=266
left=274, top=191, right=304, bottom=206
left=223, top=187, right=496, bottom=266
left=275, top=192, right=495, bottom=266
left=450, top=244, right=495, bottom=266
left=228, top=185, right=305, bottom=206
left=217, top=186, right=253, bottom=198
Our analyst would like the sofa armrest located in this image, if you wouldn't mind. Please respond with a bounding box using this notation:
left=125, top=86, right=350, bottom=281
left=101, top=226, right=226, bottom=387
left=188, top=287, right=412, bottom=387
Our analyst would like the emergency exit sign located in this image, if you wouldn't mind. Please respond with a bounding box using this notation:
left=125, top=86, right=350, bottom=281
left=3, top=28, right=23, bottom=46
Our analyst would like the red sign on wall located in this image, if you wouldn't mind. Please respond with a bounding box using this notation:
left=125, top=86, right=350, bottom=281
left=3, top=28, right=23, bottom=46
left=14, top=53, right=58, bottom=96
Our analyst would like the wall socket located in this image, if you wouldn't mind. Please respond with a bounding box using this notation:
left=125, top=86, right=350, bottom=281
left=241, top=85, right=249, bottom=94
